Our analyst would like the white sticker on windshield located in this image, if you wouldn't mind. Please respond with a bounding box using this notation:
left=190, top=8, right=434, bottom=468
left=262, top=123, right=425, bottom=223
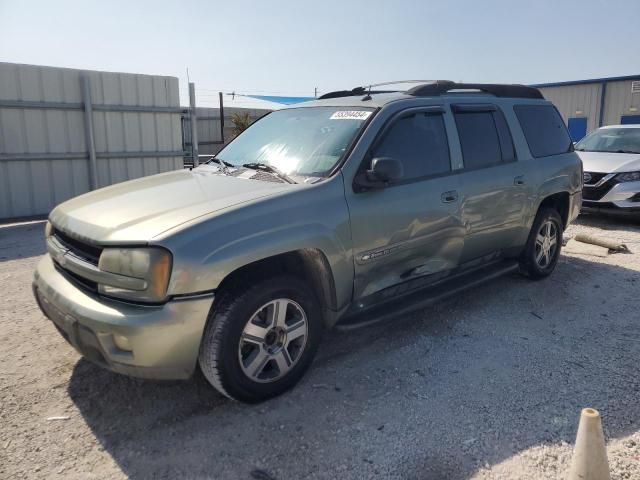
left=330, top=110, right=372, bottom=121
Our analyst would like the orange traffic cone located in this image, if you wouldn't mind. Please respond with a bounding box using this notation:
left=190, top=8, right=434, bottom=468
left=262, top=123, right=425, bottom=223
left=567, top=408, right=611, bottom=480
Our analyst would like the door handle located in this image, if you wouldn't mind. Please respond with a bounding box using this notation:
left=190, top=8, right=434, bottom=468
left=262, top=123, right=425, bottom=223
left=514, top=176, right=525, bottom=186
left=441, top=190, right=458, bottom=203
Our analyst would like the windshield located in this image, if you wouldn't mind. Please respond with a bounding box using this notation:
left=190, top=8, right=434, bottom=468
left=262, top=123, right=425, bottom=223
left=575, top=127, right=640, bottom=154
left=214, top=107, right=374, bottom=178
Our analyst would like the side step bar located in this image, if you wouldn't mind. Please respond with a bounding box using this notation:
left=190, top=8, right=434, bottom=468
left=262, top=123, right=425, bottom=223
left=335, top=259, right=520, bottom=331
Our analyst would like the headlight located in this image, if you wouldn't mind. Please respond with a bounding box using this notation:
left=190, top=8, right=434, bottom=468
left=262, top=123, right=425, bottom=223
left=44, top=221, right=53, bottom=238
left=615, top=171, right=640, bottom=182
left=98, top=247, right=172, bottom=303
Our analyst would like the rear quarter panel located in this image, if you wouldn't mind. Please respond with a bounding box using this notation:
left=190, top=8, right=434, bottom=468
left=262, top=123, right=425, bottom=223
left=501, top=99, right=582, bottom=237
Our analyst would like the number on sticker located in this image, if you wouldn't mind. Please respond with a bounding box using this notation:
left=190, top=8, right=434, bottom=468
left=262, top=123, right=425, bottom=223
left=330, top=111, right=372, bottom=120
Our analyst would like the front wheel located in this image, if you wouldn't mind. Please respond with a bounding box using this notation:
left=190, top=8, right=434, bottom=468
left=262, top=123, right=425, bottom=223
left=198, top=275, right=322, bottom=403
left=519, top=208, right=563, bottom=279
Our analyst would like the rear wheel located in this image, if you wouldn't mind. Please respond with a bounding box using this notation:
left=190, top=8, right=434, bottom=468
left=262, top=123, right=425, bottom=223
left=520, top=208, right=563, bottom=279
left=198, top=275, right=322, bottom=403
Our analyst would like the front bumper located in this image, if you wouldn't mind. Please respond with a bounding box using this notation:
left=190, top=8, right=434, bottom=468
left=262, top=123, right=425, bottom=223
left=33, top=255, right=214, bottom=380
left=581, top=201, right=640, bottom=217
left=582, top=179, right=640, bottom=210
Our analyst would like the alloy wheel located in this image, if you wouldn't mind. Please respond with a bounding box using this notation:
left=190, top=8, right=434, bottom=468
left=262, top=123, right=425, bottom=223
left=535, top=219, right=558, bottom=268
left=238, top=298, right=308, bottom=383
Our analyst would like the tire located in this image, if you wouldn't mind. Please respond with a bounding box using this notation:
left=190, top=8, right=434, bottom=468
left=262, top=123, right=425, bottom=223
left=519, top=207, right=563, bottom=279
left=198, top=274, right=322, bottom=403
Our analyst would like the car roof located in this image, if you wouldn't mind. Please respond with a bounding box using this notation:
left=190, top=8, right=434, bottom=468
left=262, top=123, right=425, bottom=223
left=600, top=124, right=640, bottom=129
left=290, top=91, right=548, bottom=110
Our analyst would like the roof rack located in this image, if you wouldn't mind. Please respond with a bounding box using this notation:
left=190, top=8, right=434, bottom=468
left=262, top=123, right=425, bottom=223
left=318, top=80, right=544, bottom=100
left=318, top=87, right=396, bottom=100
left=318, top=80, right=437, bottom=100
left=407, top=81, right=543, bottom=99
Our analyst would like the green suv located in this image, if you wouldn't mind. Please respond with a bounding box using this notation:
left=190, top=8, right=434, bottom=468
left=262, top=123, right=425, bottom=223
left=33, top=81, right=582, bottom=402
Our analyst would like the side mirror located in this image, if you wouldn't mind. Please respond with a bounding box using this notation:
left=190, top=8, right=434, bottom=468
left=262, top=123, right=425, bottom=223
left=355, top=157, right=403, bottom=190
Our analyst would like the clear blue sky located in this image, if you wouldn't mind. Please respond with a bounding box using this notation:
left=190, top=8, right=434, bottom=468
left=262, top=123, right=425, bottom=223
left=1, top=0, right=639, bottom=108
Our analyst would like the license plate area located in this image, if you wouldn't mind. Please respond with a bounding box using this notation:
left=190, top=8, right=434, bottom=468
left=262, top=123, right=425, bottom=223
left=35, top=288, right=78, bottom=345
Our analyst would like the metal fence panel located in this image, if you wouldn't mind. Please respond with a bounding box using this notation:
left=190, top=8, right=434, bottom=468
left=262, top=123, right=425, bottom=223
left=0, top=62, right=184, bottom=220
left=182, top=106, right=271, bottom=158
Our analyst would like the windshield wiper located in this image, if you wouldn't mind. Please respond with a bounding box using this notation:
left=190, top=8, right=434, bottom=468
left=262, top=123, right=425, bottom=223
left=574, top=148, right=640, bottom=154
left=207, top=157, right=234, bottom=174
left=242, top=163, right=296, bottom=184
left=612, top=149, right=640, bottom=154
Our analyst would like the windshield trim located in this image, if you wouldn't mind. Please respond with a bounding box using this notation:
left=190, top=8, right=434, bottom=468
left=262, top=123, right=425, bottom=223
left=328, top=106, right=380, bottom=177
left=213, top=105, right=378, bottom=180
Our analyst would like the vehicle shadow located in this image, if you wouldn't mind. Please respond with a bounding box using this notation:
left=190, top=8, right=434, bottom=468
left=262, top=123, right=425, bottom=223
left=0, top=220, right=47, bottom=262
left=68, top=254, right=640, bottom=479
left=577, top=212, right=640, bottom=231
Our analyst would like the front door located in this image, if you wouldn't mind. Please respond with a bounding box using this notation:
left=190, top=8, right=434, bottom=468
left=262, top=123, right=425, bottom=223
left=345, top=108, right=465, bottom=302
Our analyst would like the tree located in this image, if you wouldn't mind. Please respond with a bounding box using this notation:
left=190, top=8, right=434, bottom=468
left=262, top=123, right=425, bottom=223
left=231, top=112, right=252, bottom=136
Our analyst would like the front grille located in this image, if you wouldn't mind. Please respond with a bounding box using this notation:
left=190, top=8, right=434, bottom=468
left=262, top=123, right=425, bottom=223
left=53, top=261, right=98, bottom=293
left=52, top=229, right=102, bottom=265
left=582, top=178, right=618, bottom=201
left=583, top=172, right=608, bottom=186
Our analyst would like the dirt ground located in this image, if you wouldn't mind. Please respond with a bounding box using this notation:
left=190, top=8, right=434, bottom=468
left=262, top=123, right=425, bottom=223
left=1, top=214, right=639, bottom=480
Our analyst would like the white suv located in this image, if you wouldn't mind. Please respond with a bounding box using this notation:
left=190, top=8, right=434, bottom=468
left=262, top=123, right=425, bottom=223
left=576, top=125, right=640, bottom=216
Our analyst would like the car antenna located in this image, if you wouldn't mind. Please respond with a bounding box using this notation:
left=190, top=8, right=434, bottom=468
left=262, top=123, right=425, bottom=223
left=362, top=84, right=372, bottom=101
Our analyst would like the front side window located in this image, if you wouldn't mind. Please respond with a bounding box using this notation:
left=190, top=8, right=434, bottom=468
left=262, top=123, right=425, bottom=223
left=215, top=107, right=374, bottom=178
left=371, top=112, right=451, bottom=180
left=575, top=127, right=640, bottom=154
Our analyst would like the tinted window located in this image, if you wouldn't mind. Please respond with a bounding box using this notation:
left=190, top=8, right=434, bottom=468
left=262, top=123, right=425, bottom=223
left=514, top=105, right=572, bottom=158
left=372, top=112, right=450, bottom=180
left=454, top=111, right=502, bottom=168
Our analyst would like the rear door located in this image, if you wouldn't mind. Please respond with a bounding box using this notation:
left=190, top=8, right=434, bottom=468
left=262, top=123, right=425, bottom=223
left=450, top=104, right=530, bottom=263
left=345, top=107, right=465, bottom=302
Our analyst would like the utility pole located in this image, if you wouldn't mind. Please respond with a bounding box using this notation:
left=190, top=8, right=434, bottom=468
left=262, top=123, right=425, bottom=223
left=314, top=87, right=318, bottom=98
left=189, top=82, right=199, bottom=167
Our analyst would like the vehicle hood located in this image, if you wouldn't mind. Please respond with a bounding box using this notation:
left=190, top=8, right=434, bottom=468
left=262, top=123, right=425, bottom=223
left=49, top=166, right=292, bottom=243
left=577, top=151, right=640, bottom=173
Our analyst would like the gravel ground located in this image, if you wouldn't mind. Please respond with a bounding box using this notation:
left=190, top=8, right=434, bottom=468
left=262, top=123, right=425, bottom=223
left=1, top=214, right=639, bottom=480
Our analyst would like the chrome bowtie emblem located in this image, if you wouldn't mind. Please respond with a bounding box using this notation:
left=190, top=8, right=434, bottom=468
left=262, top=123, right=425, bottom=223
left=583, top=172, right=592, bottom=183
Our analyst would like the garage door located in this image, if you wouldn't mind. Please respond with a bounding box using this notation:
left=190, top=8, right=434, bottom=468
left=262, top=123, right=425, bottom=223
left=620, top=115, right=640, bottom=125
left=567, top=117, right=587, bottom=141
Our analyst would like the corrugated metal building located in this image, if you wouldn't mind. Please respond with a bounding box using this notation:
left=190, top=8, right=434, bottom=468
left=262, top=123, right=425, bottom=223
left=532, top=74, right=640, bottom=141
left=0, top=62, right=184, bottom=221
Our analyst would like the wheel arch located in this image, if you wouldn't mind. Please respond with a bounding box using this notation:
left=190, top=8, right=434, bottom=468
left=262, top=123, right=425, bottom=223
left=215, top=248, right=340, bottom=328
left=536, top=191, right=570, bottom=229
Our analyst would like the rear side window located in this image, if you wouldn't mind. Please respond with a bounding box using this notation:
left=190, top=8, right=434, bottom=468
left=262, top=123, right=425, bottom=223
left=514, top=105, right=572, bottom=158
left=372, top=112, right=450, bottom=180
left=453, top=107, right=515, bottom=169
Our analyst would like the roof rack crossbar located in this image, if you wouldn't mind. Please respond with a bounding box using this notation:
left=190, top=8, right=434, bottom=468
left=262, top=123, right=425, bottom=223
left=407, top=81, right=544, bottom=99
left=319, top=80, right=442, bottom=99
left=318, top=88, right=398, bottom=100
left=318, top=80, right=544, bottom=100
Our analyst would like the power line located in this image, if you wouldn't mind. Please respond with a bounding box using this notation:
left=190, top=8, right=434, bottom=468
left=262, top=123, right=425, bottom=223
left=194, top=86, right=321, bottom=95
